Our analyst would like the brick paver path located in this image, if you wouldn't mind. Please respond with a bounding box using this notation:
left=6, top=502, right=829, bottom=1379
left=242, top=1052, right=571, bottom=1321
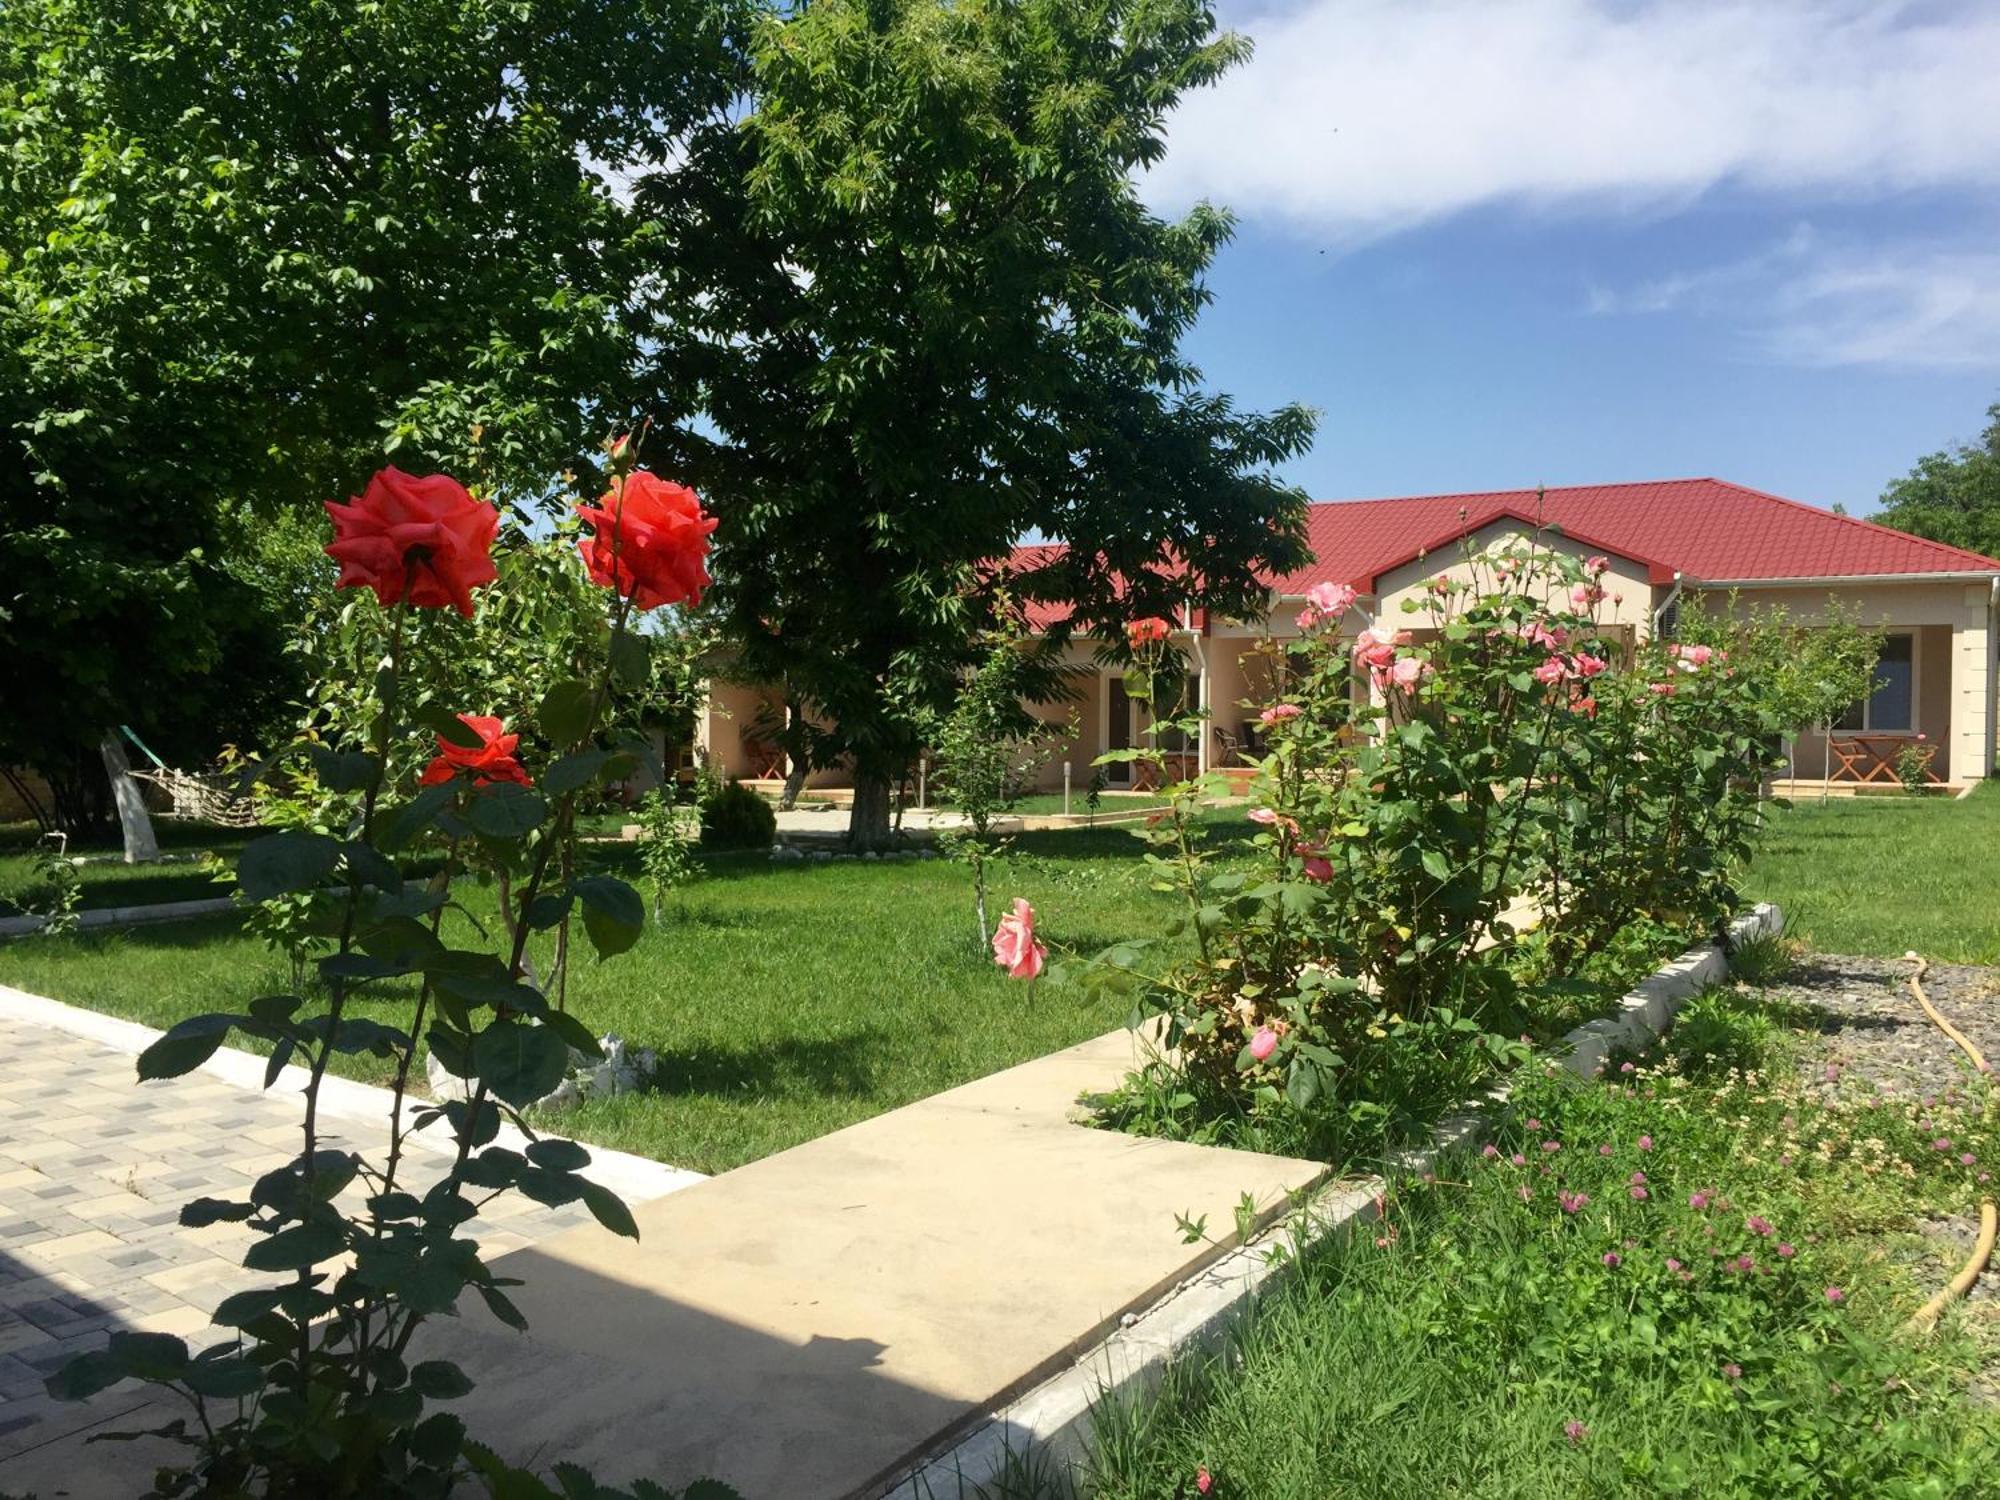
left=0, top=1013, right=631, bottom=1461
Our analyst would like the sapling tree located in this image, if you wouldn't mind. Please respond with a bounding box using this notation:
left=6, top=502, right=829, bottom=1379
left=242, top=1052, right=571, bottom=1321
left=928, top=624, right=1070, bottom=946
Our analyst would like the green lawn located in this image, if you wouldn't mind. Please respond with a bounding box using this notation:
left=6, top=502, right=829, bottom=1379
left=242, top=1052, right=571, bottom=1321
left=0, top=820, right=249, bottom=917
left=1742, top=783, right=2000, bottom=963
left=1080, top=991, right=2000, bottom=1499
left=0, top=822, right=1236, bottom=1173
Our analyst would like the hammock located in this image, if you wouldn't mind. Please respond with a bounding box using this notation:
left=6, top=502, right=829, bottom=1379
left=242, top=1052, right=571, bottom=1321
left=119, top=727, right=263, bottom=829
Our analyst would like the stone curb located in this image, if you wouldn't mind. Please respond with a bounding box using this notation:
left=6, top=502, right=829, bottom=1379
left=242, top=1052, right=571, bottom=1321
left=0, top=983, right=705, bottom=1205
left=882, top=903, right=1785, bottom=1498
left=0, top=895, right=238, bottom=939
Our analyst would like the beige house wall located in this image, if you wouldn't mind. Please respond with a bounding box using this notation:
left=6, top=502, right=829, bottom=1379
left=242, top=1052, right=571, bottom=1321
left=1369, top=521, right=1659, bottom=637
left=1697, top=580, right=1999, bottom=782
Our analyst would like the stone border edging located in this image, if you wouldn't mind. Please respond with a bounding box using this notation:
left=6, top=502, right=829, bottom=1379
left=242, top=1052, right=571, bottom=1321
left=882, top=903, right=1785, bottom=1499
left=0, top=895, right=238, bottom=939
left=0, top=983, right=705, bottom=1205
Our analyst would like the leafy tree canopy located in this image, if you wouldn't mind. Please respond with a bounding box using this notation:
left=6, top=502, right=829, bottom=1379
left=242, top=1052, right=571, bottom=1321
left=0, top=0, right=742, bottom=826
left=1874, top=401, right=2000, bottom=563
left=640, top=0, right=1314, bottom=843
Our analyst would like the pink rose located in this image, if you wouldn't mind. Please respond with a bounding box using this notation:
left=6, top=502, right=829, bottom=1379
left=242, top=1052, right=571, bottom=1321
left=1352, top=625, right=1409, bottom=669
left=1305, top=581, right=1358, bottom=618
left=991, top=898, right=1047, bottom=980
left=1302, top=855, right=1333, bottom=882
left=1248, top=807, right=1300, bottom=834
left=1260, top=703, right=1303, bottom=725
left=1389, top=654, right=1431, bottom=690
left=1533, top=655, right=1568, bottom=686
left=1249, top=1026, right=1279, bottom=1061
left=1585, top=554, right=1609, bottom=575
left=1572, top=652, right=1608, bottom=678
left=1294, top=607, right=1318, bottom=631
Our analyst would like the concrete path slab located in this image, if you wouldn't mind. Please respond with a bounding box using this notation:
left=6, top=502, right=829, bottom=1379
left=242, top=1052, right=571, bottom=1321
left=405, top=1029, right=1325, bottom=1498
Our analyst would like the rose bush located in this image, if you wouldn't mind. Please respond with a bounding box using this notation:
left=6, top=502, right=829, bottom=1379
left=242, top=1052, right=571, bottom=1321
left=50, top=443, right=734, bottom=1498
left=1071, top=532, right=1788, bottom=1162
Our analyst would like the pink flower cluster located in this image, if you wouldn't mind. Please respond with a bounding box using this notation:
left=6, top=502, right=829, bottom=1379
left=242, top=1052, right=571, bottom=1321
left=1295, top=581, right=1358, bottom=631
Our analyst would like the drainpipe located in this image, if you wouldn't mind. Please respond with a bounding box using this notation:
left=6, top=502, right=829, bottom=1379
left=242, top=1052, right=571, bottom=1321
left=1190, top=629, right=1211, bottom=778
left=1649, top=570, right=1685, bottom=641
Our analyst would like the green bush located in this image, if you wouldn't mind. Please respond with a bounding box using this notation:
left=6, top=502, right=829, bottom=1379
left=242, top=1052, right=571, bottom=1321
left=700, top=779, right=776, bottom=850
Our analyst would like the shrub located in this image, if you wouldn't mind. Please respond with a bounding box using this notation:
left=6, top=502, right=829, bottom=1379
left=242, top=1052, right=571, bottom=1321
left=700, top=778, right=776, bottom=849
left=1066, top=532, right=1789, bottom=1165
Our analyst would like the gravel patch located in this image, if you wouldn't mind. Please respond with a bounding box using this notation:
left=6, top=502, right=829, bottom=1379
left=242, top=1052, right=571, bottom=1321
left=1755, top=952, right=2000, bottom=1102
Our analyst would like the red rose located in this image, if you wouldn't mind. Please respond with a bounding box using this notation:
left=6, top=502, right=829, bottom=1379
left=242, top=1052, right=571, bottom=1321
left=323, top=467, right=499, bottom=617
left=1126, top=616, right=1173, bottom=648
left=574, top=471, right=716, bottom=611
left=418, top=715, right=531, bottom=788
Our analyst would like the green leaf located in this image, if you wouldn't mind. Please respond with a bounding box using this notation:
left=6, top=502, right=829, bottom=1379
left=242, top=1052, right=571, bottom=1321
left=472, top=1021, right=570, bottom=1108
left=541, top=1009, right=603, bottom=1058
left=137, top=1014, right=239, bottom=1080
left=184, top=1352, right=265, bottom=1399
left=211, top=1288, right=287, bottom=1328
left=542, top=749, right=611, bottom=797
left=46, top=1350, right=126, bottom=1402
left=381, top=783, right=455, bottom=851
left=573, top=875, right=644, bottom=959
left=305, top=745, right=379, bottom=794
left=416, top=704, right=485, bottom=747
left=477, top=1283, right=529, bottom=1332
left=579, top=1179, right=639, bottom=1241
left=238, top=831, right=340, bottom=901
left=410, top=1360, right=476, bottom=1399
left=609, top=629, right=650, bottom=689
left=525, top=1138, right=591, bottom=1172
left=243, top=1220, right=345, bottom=1272
left=537, top=679, right=597, bottom=746
left=411, top=1411, right=468, bottom=1467
left=466, top=785, right=548, bottom=840
left=342, top=840, right=403, bottom=895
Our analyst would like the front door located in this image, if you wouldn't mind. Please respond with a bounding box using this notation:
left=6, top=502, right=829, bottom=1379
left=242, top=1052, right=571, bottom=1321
left=1107, top=677, right=1132, bottom=785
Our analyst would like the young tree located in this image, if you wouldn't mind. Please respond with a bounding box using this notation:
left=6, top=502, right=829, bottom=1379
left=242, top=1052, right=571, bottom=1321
left=929, top=624, right=1070, bottom=946
left=1874, top=401, right=2000, bottom=561
left=638, top=0, right=1313, bottom=846
left=0, top=0, right=741, bottom=826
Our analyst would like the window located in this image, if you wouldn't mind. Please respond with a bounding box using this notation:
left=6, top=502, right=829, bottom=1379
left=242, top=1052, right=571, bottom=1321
left=1835, top=633, right=1914, bottom=732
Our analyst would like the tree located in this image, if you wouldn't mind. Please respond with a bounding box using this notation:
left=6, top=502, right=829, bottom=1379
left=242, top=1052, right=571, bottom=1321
left=928, top=622, right=1070, bottom=946
left=638, top=0, right=1313, bottom=846
left=0, top=0, right=741, bottom=827
left=1875, top=401, right=2000, bottom=561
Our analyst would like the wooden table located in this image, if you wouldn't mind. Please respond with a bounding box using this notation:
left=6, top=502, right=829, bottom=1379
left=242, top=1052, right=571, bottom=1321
left=1829, top=734, right=1936, bottom=785
left=1130, top=752, right=1198, bottom=792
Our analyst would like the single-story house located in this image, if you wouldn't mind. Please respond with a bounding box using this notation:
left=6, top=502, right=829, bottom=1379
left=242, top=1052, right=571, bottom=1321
left=693, top=479, right=2000, bottom=794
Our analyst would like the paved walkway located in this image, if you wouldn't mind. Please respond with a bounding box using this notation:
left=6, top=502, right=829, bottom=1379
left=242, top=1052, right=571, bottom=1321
left=0, top=991, right=699, bottom=1470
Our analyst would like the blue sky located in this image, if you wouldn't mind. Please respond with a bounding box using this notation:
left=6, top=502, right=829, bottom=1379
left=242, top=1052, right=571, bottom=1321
left=1148, top=0, right=2000, bottom=515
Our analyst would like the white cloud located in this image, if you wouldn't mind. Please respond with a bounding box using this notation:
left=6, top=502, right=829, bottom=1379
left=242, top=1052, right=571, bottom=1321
left=1587, top=228, right=2000, bottom=370
left=1769, top=250, right=2000, bottom=369
left=1148, top=1, right=2000, bottom=239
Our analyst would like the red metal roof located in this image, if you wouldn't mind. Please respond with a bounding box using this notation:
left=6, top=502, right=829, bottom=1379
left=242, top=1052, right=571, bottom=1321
left=1007, top=478, right=2000, bottom=631
left=1282, top=478, right=2000, bottom=593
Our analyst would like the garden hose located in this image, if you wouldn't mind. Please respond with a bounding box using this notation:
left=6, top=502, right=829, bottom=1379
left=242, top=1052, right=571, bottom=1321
left=1901, top=952, right=1998, bottom=1337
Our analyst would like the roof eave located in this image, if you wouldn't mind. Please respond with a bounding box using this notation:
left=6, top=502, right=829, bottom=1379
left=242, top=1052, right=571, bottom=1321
left=1690, top=570, right=2000, bottom=588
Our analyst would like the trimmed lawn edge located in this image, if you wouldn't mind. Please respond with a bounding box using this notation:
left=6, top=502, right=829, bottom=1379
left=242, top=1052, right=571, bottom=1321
left=883, top=904, right=1785, bottom=1500
left=0, top=980, right=705, bottom=1206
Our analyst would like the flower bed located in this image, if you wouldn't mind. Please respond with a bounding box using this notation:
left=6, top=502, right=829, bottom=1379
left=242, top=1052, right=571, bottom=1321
left=1052, top=535, right=1791, bottom=1170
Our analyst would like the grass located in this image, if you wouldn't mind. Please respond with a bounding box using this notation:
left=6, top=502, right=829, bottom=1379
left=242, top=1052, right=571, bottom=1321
left=0, top=820, right=1247, bottom=1173
left=0, top=820, right=249, bottom=917
left=1743, top=782, right=2000, bottom=963
left=1072, top=988, right=2000, bottom=1499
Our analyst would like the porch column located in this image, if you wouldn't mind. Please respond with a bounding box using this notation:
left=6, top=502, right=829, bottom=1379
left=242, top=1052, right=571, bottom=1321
left=1196, top=655, right=1211, bottom=777
left=1951, top=584, right=1995, bottom=782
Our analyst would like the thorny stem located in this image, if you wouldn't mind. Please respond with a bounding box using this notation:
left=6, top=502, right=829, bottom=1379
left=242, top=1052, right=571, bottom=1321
left=293, top=574, right=413, bottom=1394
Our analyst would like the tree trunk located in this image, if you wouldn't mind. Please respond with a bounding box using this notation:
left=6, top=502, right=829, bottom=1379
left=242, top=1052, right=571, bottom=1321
left=99, top=734, right=159, bottom=864
left=847, top=766, right=895, bottom=849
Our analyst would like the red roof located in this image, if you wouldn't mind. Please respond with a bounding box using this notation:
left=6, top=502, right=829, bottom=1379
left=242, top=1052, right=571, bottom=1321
left=1283, top=478, right=2000, bottom=593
